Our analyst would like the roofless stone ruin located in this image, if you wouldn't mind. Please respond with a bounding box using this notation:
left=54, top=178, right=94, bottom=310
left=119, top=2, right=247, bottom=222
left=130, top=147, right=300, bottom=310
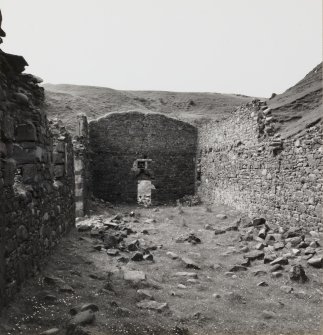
left=0, top=9, right=322, bottom=334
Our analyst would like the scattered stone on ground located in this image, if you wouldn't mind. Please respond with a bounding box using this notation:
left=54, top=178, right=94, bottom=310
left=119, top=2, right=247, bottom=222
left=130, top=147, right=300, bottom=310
left=136, top=300, right=168, bottom=312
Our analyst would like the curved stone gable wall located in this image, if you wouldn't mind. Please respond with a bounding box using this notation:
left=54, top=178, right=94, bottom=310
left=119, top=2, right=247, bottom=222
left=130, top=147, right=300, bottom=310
left=89, top=112, right=197, bottom=203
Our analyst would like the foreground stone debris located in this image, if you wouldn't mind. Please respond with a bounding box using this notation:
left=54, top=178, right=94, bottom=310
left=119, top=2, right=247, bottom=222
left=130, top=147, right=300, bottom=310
left=0, top=206, right=322, bottom=334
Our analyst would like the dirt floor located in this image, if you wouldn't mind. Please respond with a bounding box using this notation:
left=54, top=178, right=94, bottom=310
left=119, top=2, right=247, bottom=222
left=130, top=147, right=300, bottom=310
left=0, top=203, right=322, bottom=335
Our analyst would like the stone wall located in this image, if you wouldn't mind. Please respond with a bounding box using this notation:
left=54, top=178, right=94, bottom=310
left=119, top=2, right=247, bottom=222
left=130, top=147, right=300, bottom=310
left=73, top=114, right=90, bottom=217
left=0, top=51, right=75, bottom=307
left=198, top=101, right=323, bottom=231
left=89, top=111, right=197, bottom=204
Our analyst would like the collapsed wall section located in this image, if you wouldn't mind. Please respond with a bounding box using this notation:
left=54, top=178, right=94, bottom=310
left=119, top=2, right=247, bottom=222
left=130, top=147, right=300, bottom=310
left=0, top=52, right=75, bottom=306
left=198, top=100, right=322, bottom=230
left=89, top=111, right=197, bottom=204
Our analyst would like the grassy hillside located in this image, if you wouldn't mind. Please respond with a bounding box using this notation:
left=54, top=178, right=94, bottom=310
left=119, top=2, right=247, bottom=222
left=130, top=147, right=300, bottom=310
left=43, top=84, right=253, bottom=134
left=43, top=62, right=322, bottom=137
left=267, top=63, right=322, bottom=138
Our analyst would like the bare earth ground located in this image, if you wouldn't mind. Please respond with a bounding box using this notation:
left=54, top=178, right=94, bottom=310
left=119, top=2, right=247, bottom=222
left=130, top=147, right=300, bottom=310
left=0, top=204, right=322, bottom=335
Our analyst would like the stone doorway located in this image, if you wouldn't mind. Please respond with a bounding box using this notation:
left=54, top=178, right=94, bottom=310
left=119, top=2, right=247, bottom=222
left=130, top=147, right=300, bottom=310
left=137, top=179, right=154, bottom=206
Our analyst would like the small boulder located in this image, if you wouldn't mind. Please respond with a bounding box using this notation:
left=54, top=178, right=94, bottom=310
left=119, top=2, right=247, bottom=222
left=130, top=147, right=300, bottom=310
left=185, top=233, right=201, bottom=244
left=304, top=247, right=316, bottom=255
left=257, top=281, right=268, bottom=287
left=175, top=272, right=198, bottom=278
left=80, top=303, right=99, bottom=313
left=143, top=253, right=154, bottom=261
left=274, top=242, right=285, bottom=250
left=107, top=248, right=119, bottom=256
left=252, top=218, right=266, bottom=226
left=270, top=257, right=288, bottom=266
left=270, top=264, right=284, bottom=272
left=136, top=300, right=168, bottom=312
left=285, top=227, right=302, bottom=238
left=103, top=234, right=118, bottom=249
left=124, top=270, right=146, bottom=281
left=177, top=284, right=187, bottom=289
left=115, top=307, right=131, bottom=316
left=117, top=256, right=129, bottom=263
left=216, top=214, right=227, bottom=219
left=214, top=229, right=226, bottom=235
left=181, top=257, right=200, bottom=270
left=262, top=310, right=276, bottom=319
left=258, top=227, right=268, bottom=239
left=289, top=265, right=308, bottom=283
left=137, top=289, right=154, bottom=300
left=280, top=285, right=293, bottom=293
left=70, top=310, right=95, bottom=326
left=166, top=251, right=179, bottom=259
left=271, top=271, right=283, bottom=278
left=307, top=256, right=323, bottom=268
left=40, top=329, right=60, bottom=335
left=264, top=253, right=277, bottom=264
left=59, top=285, right=75, bottom=294
left=128, top=239, right=140, bottom=251
left=244, top=250, right=264, bottom=261
left=229, top=265, right=248, bottom=272
left=144, top=218, right=156, bottom=224
left=131, top=252, right=144, bottom=262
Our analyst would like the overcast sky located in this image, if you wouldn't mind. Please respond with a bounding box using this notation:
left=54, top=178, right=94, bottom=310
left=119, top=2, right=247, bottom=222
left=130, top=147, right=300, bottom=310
left=1, top=0, right=322, bottom=97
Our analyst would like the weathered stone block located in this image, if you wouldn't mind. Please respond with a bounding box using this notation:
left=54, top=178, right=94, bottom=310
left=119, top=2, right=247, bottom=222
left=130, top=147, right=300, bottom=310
left=55, top=142, right=65, bottom=153
left=54, top=165, right=64, bottom=178
left=2, top=114, right=14, bottom=140
left=53, top=152, right=65, bottom=164
left=22, top=164, right=37, bottom=183
left=3, top=158, right=16, bottom=186
left=15, top=122, right=37, bottom=142
left=0, top=141, right=7, bottom=156
left=16, top=225, right=28, bottom=241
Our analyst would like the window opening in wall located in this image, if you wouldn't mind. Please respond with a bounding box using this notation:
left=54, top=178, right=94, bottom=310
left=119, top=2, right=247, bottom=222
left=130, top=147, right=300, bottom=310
left=137, top=161, right=145, bottom=170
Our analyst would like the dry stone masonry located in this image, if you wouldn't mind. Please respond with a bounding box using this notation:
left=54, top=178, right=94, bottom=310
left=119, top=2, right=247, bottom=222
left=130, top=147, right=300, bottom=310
left=0, top=46, right=75, bottom=306
left=198, top=99, right=323, bottom=231
left=89, top=111, right=197, bottom=204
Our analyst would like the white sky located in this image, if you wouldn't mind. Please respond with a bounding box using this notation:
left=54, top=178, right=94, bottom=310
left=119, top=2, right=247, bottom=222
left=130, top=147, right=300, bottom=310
left=1, top=0, right=322, bottom=97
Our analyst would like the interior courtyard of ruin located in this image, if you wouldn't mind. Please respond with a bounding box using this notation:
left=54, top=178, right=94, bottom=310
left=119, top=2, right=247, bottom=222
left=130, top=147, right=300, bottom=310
left=0, top=4, right=322, bottom=335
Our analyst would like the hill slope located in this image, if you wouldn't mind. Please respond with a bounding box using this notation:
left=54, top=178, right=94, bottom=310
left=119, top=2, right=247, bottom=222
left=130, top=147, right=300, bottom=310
left=43, top=84, right=253, bottom=134
left=267, top=63, right=322, bottom=138
left=43, top=62, right=322, bottom=137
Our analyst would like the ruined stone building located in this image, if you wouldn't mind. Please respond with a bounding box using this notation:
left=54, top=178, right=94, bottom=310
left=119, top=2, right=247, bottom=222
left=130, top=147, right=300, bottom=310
left=0, top=11, right=322, bottom=309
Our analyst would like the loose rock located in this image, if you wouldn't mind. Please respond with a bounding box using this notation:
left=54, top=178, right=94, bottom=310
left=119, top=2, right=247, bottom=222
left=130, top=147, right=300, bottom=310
left=137, top=289, right=154, bottom=300
left=40, top=329, right=60, bottom=335
left=136, top=300, right=168, bottom=312
left=181, top=257, right=200, bottom=270
left=175, top=272, right=198, bottom=278
left=307, top=256, right=323, bottom=268
left=244, top=250, right=264, bottom=261
left=289, top=265, right=308, bottom=283
left=167, top=251, right=179, bottom=259
left=70, top=310, right=95, bottom=326
left=124, top=270, right=146, bottom=281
